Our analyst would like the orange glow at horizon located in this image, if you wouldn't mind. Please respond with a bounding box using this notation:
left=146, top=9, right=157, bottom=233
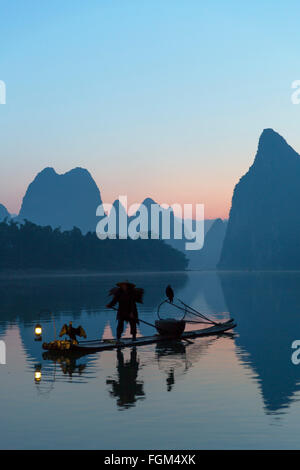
left=95, top=169, right=236, bottom=221
left=5, top=190, right=232, bottom=221
left=100, top=190, right=232, bottom=220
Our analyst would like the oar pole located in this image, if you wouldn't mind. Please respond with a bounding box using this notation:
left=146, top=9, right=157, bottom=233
left=52, top=314, right=57, bottom=339
left=177, top=299, right=218, bottom=325
left=139, top=318, right=157, bottom=329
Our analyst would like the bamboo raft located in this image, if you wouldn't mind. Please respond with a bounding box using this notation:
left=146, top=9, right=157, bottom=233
left=42, top=319, right=236, bottom=354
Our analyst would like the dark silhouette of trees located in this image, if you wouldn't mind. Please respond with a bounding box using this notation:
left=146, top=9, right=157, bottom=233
left=0, top=220, right=188, bottom=272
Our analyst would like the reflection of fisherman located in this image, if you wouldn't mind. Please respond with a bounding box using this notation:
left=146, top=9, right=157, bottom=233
left=156, top=342, right=186, bottom=392
left=106, top=281, right=144, bottom=341
left=106, top=347, right=145, bottom=408
left=166, top=369, right=175, bottom=392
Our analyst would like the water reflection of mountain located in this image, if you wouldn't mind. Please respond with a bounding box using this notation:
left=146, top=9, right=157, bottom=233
left=6, top=270, right=300, bottom=416
left=155, top=336, right=220, bottom=392
left=0, top=273, right=188, bottom=321
left=219, top=272, right=300, bottom=415
left=173, top=272, right=228, bottom=321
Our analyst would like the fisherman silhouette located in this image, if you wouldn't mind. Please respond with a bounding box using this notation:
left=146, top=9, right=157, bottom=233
left=106, top=347, right=145, bottom=409
left=106, top=281, right=144, bottom=342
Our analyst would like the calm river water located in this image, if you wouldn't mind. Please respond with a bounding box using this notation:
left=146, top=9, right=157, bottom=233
left=0, top=271, right=300, bottom=449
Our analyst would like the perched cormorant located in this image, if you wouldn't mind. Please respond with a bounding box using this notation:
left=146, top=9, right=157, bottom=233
left=166, top=285, right=174, bottom=303
left=59, top=322, right=87, bottom=343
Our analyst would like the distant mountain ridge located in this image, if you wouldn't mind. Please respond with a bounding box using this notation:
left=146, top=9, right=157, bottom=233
left=10, top=128, right=300, bottom=270
left=18, top=167, right=102, bottom=234
left=189, top=218, right=227, bottom=270
left=110, top=197, right=222, bottom=268
left=219, top=128, right=300, bottom=270
left=0, top=204, right=10, bottom=221
left=15, top=166, right=225, bottom=268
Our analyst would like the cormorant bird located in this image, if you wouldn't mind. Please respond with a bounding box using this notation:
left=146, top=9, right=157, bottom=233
left=166, top=285, right=174, bottom=303
left=59, top=322, right=87, bottom=343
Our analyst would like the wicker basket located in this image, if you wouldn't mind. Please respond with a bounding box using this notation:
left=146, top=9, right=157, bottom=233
left=155, top=319, right=186, bottom=337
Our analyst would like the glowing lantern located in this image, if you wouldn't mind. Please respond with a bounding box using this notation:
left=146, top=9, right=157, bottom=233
left=34, top=371, right=42, bottom=383
left=34, top=323, right=42, bottom=341
left=34, top=365, right=42, bottom=383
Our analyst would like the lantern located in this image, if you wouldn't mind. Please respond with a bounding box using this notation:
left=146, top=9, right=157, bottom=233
left=34, top=365, right=42, bottom=383
left=34, top=323, right=42, bottom=341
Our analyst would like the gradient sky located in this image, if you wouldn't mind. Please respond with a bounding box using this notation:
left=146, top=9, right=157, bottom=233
left=1, top=0, right=300, bottom=218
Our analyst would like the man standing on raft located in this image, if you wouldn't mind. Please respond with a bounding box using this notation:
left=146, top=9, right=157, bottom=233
left=106, top=281, right=144, bottom=342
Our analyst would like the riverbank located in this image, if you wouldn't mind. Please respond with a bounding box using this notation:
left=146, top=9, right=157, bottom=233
left=0, top=269, right=189, bottom=280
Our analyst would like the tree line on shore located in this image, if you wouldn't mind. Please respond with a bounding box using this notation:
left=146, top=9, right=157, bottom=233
left=0, top=219, right=188, bottom=271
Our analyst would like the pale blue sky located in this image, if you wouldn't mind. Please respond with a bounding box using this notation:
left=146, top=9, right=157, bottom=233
left=1, top=0, right=300, bottom=217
